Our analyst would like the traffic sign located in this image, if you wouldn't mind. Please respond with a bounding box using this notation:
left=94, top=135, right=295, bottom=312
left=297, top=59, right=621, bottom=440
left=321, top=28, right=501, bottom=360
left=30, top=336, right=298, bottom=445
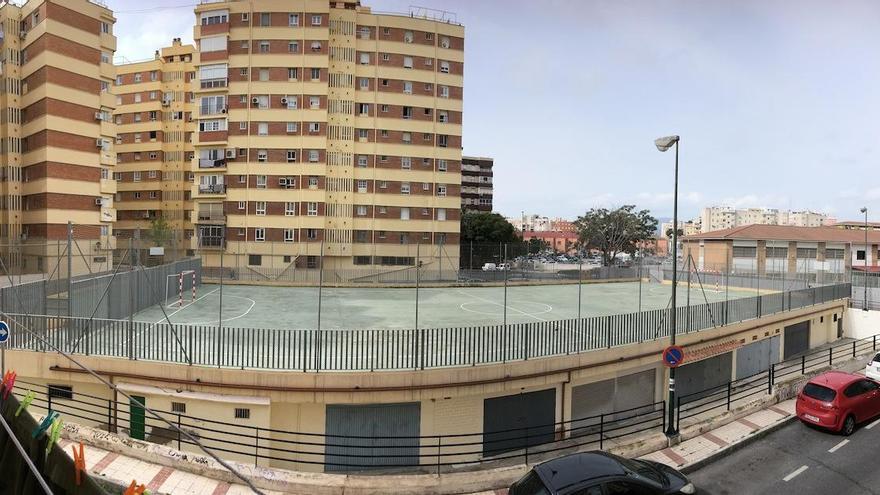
left=0, top=321, right=8, bottom=343
left=662, top=345, right=684, bottom=368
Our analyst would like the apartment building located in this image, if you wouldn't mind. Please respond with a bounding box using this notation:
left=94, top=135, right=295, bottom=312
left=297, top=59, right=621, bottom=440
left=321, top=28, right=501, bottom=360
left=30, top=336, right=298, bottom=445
left=460, top=155, right=492, bottom=212
left=0, top=0, right=117, bottom=275
left=699, top=206, right=829, bottom=233
left=191, top=1, right=464, bottom=275
left=114, top=39, right=196, bottom=251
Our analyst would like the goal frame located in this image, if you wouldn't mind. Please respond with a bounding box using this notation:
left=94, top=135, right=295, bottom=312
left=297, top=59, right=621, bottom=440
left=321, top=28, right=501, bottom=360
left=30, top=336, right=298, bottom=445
left=164, top=270, right=197, bottom=308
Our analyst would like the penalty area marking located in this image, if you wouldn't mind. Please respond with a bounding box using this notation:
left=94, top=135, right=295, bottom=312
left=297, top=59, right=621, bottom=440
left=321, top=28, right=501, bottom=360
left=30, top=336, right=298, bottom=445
left=459, top=301, right=553, bottom=318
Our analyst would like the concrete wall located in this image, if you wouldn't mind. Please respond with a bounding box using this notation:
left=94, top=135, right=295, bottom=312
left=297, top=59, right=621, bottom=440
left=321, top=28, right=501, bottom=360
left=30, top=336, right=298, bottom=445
left=844, top=308, right=880, bottom=340
left=2, top=299, right=847, bottom=472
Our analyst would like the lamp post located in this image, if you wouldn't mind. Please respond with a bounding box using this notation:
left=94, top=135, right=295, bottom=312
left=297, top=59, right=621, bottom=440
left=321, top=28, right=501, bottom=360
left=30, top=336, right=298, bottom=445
left=655, top=134, right=680, bottom=437
left=861, top=207, right=869, bottom=311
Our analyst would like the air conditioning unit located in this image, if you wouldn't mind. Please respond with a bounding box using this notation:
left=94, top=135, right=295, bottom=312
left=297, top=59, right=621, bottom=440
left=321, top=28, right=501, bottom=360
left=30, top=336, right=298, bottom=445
left=187, top=116, right=193, bottom=122
left=280, top=98, right=288, bottom=105
left=161, top=100, right=170, bottom=106
left=225, top=149, right=235, bottom=159
left=251, top=97, right=259, bottom=105
left=19, top=31, right=26, bottom=39
left=220, top=107, right=227, bottom=114
left=95, top=197, right=104, bottom=206
left=94, top=112, right=103, bottom=121
left=95, top=138, right=104, bottom=147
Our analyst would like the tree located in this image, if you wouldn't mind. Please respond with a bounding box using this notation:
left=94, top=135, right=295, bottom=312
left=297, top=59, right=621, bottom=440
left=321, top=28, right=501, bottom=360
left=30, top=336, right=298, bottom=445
left=527, top=237, right=548, bottom=253
left=574, top=205, right=658, bottom=266
left=665, top=227, right=684, bottom=239
left=148, top=217, right=172, bottom=246
left=460, top=211, right=519, bottom=244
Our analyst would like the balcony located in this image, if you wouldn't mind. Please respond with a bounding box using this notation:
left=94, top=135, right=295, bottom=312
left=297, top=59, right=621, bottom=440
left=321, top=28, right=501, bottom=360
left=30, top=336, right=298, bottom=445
left=199, top=158, right=226, bottom=169
left=198, top=184, right=226, bottom=195
left=200, top=105, right=228, bottom=117
left=198, top=236, right=225, bottom=249
left=197, top=211, right=226, bottom=223
left=200, top=78, right=227, bottom=90
left=200, top=130, right=228, bottom=143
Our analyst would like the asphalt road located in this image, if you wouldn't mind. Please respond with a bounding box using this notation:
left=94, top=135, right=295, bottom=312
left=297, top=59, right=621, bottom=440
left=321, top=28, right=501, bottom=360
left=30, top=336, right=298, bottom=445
left=690, top=416, right=880, bottom=494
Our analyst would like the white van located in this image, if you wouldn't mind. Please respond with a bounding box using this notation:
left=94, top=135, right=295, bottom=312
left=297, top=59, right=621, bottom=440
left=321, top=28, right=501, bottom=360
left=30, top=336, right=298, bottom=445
left=482, top=263, right=497, bottom=271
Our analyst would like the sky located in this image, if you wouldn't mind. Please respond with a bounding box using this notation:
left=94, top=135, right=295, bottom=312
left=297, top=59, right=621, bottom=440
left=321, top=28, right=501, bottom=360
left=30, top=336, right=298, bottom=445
left=109, top=0, right=880, bottom=222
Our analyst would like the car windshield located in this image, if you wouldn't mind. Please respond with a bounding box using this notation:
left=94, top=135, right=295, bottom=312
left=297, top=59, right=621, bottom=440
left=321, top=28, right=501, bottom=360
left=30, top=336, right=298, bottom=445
left=803, top=383, right=836, bottom=402
left=873, top=354, right=880, bottom=364
left=613, top=456, right=666, bottom=485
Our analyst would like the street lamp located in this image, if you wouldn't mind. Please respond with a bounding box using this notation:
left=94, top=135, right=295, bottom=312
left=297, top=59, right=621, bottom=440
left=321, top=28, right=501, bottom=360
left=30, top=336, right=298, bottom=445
left=861, top=207, right=868, bottom=311
left=655, top=134, right=680, bottom=437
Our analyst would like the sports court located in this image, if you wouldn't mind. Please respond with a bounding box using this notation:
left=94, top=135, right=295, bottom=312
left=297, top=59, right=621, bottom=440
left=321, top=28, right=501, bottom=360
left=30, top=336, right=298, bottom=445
left=132, top=281, right=756, bottom=330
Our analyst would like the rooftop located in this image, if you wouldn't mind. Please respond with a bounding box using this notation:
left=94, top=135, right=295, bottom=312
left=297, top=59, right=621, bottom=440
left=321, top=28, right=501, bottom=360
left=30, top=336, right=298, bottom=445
left=683, top=224, right=880, bottom=243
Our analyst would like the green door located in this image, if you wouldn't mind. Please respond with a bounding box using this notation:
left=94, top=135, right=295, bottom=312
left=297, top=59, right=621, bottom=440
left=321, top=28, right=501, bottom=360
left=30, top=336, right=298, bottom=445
left=129, top=396, right=146, bottom=440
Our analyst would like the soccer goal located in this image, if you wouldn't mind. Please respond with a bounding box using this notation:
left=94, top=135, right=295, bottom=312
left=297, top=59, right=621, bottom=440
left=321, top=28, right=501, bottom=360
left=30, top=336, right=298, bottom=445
left=164, top=270, right=197, bottom=308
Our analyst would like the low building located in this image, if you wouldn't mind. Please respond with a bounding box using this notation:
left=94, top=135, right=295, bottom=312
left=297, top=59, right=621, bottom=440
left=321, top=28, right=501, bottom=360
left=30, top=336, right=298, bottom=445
left=461, top=156, right=493, bottom=212
left=833, top=220, right=880, bottom=231
left=682, top=224, right=880, bottom=281
left=522, top=231, right=578, bottom=254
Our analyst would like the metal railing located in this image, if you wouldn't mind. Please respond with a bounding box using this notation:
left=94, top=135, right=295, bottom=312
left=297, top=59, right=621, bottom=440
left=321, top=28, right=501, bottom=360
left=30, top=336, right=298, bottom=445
left=11, top=379, right=662, bottom=473
left=676, top=334, right=879, bottom=430
left=1, top=283, right=851, bottom=371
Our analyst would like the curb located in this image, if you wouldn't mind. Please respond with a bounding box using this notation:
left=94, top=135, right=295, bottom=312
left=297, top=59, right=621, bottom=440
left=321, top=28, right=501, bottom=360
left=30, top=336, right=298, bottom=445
left=680, top=414, right=798, bottom=474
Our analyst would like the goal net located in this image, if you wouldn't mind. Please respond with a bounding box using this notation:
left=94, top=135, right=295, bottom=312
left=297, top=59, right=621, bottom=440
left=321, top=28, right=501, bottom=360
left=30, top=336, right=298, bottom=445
left=164, top=270, right=197, bottom=307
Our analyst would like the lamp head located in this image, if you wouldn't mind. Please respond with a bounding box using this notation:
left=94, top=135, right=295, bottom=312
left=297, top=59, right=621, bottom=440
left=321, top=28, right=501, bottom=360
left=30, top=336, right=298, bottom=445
left=861, top=207, right=868, bottom=214
left=654, top=135, right=680, bottom=152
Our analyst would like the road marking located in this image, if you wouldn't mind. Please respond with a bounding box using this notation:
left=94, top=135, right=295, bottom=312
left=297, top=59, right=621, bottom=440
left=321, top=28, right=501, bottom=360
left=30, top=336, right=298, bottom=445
left=152, top=287, right=221, bottom=325
left=783, top=465, right=808, bottom=482
left=866, top=418, right=880, bottom=430
left=828, top=439, right=849, bottom=453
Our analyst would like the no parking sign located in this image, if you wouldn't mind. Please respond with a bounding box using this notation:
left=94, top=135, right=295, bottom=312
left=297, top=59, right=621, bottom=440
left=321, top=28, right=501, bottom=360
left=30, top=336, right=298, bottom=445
left=662, top=345, right=684, bottom=367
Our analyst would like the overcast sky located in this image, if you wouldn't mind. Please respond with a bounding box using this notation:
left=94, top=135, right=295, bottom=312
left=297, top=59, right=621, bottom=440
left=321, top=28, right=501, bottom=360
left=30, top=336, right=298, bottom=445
left=109, top=0, right=880, bottom=222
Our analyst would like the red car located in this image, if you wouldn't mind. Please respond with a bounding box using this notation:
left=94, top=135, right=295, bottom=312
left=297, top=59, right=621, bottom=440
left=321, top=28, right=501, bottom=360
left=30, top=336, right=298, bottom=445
left=796, top=371, right=880, bottom=435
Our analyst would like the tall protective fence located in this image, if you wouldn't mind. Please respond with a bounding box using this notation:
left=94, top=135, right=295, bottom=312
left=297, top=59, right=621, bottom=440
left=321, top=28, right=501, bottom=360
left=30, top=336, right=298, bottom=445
left=2, top=283, right=851, bottom=371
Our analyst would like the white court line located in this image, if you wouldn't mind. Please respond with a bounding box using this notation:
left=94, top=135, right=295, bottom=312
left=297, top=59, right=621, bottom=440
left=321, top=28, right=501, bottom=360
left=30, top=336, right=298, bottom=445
left=152, top=287, right=221, bottom=325
left=828, top=439, right=849, bottom=453
left=866, top=418, right=880, bottom=430
left=783, top=465, right=808, bottom=482
left=177, top=295, right=257, bottom=326
left=455, top=289, right=550, bottom=322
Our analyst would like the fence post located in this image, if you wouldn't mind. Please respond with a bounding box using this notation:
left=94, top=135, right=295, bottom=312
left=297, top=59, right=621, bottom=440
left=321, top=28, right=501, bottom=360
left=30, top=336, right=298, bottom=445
left=768, top=364, right=774, bottom=393
left=675, top=397, right=681, bottom=432
left=801, top=355, right=805, bottom=375
left=436, top=436, right=441, bottom=476
left=853, top=341, right=857, bottom=358
left=874, top=335, right=876, bottom=351
left=726, top=381, right=732, bottom=411
left=661, top=401, right=666, bottom=433
left=107, top=399, right=113, bottom=433
left=829, top=347, right=833, bottom=366
left=177, top=414, right=182, bottom=450
left=254, top=427, right=260, bottom=467
left=599, top=413, right=605, bottom=450
left=524, top=426, right=529, bottom=465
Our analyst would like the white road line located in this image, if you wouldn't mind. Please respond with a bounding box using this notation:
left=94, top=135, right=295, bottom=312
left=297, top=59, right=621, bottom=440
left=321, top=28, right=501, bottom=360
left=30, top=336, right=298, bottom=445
left=454, top=289, right=550, bottom=322
left=783, top=465, right=808, bottom=482
left=828, top=439, right=849, bottom=453
left=866, top=418, right=880, bottom=430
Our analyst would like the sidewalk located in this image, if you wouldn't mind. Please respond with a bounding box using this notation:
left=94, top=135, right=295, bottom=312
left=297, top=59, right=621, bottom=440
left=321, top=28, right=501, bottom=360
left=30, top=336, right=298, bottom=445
left=55, top=437, right=282, bottom=495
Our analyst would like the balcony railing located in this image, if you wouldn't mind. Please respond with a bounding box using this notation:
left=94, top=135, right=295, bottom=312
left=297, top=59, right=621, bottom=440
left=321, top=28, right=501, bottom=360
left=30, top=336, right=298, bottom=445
left=197, top=211, right=225, bottom=222
left=200, top=78, right=227, bottom=89
left=199, top=105, right=227, bottom=116
left=198, top=184, right=226, bottom=194
left=199, top=158, right=226, bottom=169
left=198, top=236, right=224, bottom=247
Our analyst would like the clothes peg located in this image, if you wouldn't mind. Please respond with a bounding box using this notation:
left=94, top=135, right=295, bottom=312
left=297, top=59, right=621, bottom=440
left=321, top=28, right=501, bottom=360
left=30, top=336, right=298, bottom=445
left=123, top=480, right=147, bottom=495
left=46, top=417, right=63, bottom=455
left=72, top=442, right=85, bottom=486
left=14, top=390, right=35, bottom=417
left=32, top=410, right=58, bottom=438
left=1, top=370, right=16, bottom=399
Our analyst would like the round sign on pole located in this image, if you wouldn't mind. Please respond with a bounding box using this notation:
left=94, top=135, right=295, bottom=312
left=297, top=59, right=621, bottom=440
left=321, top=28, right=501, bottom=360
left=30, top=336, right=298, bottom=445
left=662, top=345, right=684, bottom=368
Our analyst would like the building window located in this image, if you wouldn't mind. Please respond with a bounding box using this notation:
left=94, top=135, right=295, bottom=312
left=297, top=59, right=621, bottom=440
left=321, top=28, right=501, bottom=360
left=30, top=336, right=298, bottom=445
left=857, top=250, right=866, bottom=261
left=438, top=135, right=448, bottom=147
left=238, top=201, right=245, bottom=210
left=357, top=156, right=368, bottom=168
left=401, top=207, right=410, bottom=220
left=309, top=122, right=320, bottom=133
left=438, top=160, right=447, bottom=171
left=732, top=246, right=757, bottom=258
left=287, top=150, right=297, bottom=162
left=311, top=68, right=320, bottom=80
left=309, top=96, right=320, bottom=109
left=289, top=14, right=299, bottom=26
left=308, top=176, right=318, bottom=188
left=258, top=123, right=269, bottom=135
left=257, top=150, right=268, bottom=162
left=259, top=41, right=270, bottom=53
left=259, top=12, right=271, bottom=26
left=259, top=69, right=269, bottom=81
left=285, top=202, right=296, bottom=216
left=439, top=85, right=449, bottom=98
left=48, top=385, right=73, bottom=400
left=359, top=77, right=369, bottom=89
left=401, top=157, right=411, bottom=169
left=254, top=229, right=265, bottom=242
left=379, top=181, right=387, bottom=189
left=403, top=81, right=413, bottom=94
left=357, top=180, right=367, bottom=193
left=288, top=68, right=298, bottom=80
left=171, top=402, right=186, bottom=413
left=284, top=229, right=295, bottom=242
left=404, top=30, right=413, bottom=43
left=287, top=122, right=298, bottom=133
left=401, top=183, right=410, bottom=195
left=360, top=52, right=370, bottom=65
left=307, top=202, right=318, bottom=216
left=311, top=15, right=322, bottom=26
left=256, top=176, right=267, bottom=189
left=437, top=185, right=447, bottom=197
left=288, top=41, right=299, bottom=53
left=440, top=61, right=450, bottom=73
left=402, top=132, right=412, bottom=144
left=356, top=205, right=367, bottom=216
left=307, top=229, right=318, bottom=240
left=403, top=56, right=413, bottom=68
left=308, top=150, right=319, bottom=162
left=248, top=255, right=261, bottom=266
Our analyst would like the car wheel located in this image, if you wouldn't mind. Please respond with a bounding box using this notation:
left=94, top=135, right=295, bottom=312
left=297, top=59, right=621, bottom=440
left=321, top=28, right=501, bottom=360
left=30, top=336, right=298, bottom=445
left=842, top=415, right=856, bottom=436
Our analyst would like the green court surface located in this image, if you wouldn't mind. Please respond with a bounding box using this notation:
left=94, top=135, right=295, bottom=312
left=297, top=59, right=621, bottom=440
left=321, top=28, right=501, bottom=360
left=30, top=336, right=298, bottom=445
left=131, top=281, right=756, bottom=330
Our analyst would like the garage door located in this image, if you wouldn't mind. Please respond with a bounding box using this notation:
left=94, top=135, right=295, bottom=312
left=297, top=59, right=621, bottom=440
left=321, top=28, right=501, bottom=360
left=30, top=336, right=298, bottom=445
left=676, top=352, right=733, bottom=400
left=325, top=402, right=420, bottom=472
left=735, top=336, right=780, bottom=379
left=571, top=369, right=656, bottom=423
left=483, top=389, right=555, bottom=457
left=783, top=320, right=810, bottom=359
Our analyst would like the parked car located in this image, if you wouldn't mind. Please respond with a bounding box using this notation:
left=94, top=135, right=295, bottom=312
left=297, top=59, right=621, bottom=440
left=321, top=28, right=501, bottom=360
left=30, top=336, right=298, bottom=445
left=482, top=263, right=497, bottom=271
left=796, top=370, right=880, bottom=435
left=866, top=353, right=880, bottom=381
left=508, top=451, right=695, bottom=495
left=496, top=263, right=511, bottom=271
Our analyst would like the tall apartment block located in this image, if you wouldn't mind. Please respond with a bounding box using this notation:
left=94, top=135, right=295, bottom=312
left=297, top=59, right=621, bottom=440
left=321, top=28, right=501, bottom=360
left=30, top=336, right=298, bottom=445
left=460, top=156, right=492, bottom=212
left=0, top=0, right=116, bottom=275
left=114, top=39, right=196, bottom=253
left=192, top=0, right=464, bottom=276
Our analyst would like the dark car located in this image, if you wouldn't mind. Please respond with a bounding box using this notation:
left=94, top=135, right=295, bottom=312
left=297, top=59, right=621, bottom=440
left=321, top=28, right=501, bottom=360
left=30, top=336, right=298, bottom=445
left=509, top=451, right=695, bottom=495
